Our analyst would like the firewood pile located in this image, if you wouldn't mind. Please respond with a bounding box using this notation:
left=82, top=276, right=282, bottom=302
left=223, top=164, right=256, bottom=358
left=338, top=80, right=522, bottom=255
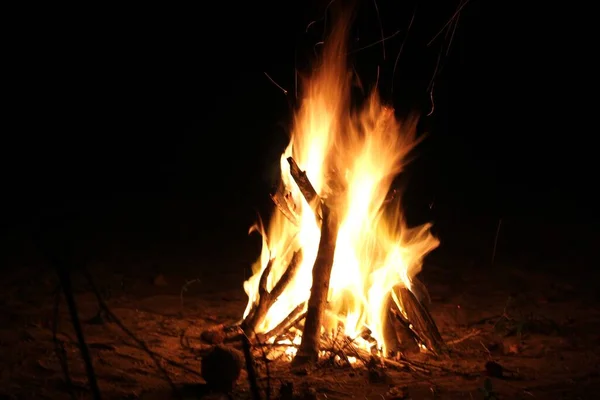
left=200, top=157, right=445, bottom=374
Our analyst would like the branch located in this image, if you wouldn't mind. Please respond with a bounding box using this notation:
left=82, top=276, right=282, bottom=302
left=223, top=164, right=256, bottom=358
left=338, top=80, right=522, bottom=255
left=242, top=251, right=303, bottom=337
left=287, top=157, right=322, bottom=221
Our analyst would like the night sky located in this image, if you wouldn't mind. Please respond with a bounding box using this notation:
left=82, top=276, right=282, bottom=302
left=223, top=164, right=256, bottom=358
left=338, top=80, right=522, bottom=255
left=2, top=1, right=596, bottom=268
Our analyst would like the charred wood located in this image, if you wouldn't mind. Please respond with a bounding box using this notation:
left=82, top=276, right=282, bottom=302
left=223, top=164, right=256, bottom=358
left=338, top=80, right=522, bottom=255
left=397, top=287, right=445, bottom=356
left=287, top=157, right=322, bottom=221
left=256, top=302, right=307, bottom=343
left=270, top=189, right=300, bottom=227
left=292, top=204, right=340, bottom=371
left=242, top=251, right=303, bottom=337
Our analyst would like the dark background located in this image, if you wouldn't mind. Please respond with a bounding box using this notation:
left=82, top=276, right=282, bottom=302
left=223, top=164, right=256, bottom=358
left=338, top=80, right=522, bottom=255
left=2, top=1, right=597, bottom=273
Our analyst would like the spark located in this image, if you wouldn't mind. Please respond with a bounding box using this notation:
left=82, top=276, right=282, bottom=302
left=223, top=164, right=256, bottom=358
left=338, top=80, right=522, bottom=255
left=391, top=4, right=418, bottom=93
left=426, top=0, right=467, bottom=115
left=426, top=82, right=435, bottom=116
left=295, top=68, right=298, bottom=99
left=427, top=50, right=442, bottom=94
left=427, top=0, right=472, bottom=47
left=348, top=30, right=402, bottom=55
left=314, top=41, right=324, bottom=57
left=371, top=0, right=386, bottom=60
left=294, top=50, right=298, bottom=100
left=263, top=72, right=288, bottom=95
left=446, top=10, right=460, bottom=56
left=321, top=0, right=336, bottom=41
left=305, top=0, right=336, bottom=34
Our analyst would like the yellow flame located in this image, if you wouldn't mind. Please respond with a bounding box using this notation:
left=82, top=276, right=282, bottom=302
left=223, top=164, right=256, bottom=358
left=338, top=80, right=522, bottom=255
left=243, top=12, right=439, bottom=355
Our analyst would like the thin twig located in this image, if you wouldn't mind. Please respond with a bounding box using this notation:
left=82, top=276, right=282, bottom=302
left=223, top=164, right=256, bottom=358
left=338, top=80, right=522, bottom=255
left=252, top=328, right=272, bottom=400
left=447, top=329, right=481, bottom=345
left=56, top=265, right=102, bottom=400
left=81, top=267, right=181, bottom=399
left=51, top=284, right=77, bottom=400
left=241, top=333, right=262, bottom=400
left=257, top=303, right=307, bottom=343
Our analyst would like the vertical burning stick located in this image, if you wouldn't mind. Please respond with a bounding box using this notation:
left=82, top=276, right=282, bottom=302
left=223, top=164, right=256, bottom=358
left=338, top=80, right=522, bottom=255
left=293, top=203, right=339, bottom=370
left=286, top=156, right=340, bottom=369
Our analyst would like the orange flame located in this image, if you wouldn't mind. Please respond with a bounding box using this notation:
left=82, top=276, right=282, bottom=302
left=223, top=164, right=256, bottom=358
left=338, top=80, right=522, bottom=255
left=243, top=12, right=439, bottom=355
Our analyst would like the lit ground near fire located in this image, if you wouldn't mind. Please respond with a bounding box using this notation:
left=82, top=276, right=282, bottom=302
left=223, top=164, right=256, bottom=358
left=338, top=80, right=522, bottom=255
left=1, top=248, right=599, bottom=399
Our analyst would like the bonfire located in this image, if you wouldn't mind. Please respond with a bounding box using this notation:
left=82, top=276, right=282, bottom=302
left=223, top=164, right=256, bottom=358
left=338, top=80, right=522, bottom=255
left=202, top=9, right=442, bottom=373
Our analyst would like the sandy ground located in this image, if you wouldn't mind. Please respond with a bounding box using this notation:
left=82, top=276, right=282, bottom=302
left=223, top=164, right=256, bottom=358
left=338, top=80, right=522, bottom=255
left=1, top=252, right=599, bottom=399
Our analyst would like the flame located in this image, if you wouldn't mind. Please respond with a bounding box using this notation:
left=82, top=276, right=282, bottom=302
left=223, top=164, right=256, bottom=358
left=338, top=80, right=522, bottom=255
left=243, top=12, right=440, bottom=355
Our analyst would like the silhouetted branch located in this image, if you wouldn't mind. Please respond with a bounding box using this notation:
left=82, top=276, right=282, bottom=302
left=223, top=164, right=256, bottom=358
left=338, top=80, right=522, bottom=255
left=80, top=267, right=182, bottom=399
left=241, top=334, right=262, bottom=400
left=55, top=261, right=102, bottom=400
left=51, top=284, right=77, bottom=400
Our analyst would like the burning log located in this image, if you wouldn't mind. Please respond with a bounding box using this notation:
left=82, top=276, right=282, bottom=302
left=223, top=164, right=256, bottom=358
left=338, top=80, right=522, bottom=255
left=287, top=157, right=322, bottom=221
left=270, top=188, right=300, bottom=227
left=241, top=251, right=303, bottom=337
left=256, top=302, right=307, bottom=343
left=284, top=155, right=343, bottom=368
left=386, top=306, right=421, bottom=356
left=397, top=287, right=445, bottom=356
left=292, top=202, right=340, bottom=370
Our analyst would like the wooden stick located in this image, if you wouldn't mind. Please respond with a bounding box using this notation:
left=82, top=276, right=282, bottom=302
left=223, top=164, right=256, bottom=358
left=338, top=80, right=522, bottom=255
left=287, top=157, right=322, bottom=220
left=292, top=203, right=339, bottom=370
left=242, top=251, right=303, bottom=337
left=446, top=328, right=481, bottom=345
left=256, top=302, right=307, bottom=343
left=388, top=306, right=421, bottom=355
left=242, top=258, right=275, bottom=332
left=397, top=287, right=445, bottom=356
left=241, top=334, right=262, bottom=400
left=349, top=345, right=430, bottom=375
left=270, top=190, right=300, bottom=227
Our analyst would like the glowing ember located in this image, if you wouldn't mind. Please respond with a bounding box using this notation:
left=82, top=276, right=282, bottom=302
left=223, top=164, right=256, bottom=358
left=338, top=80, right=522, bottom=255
left=242, top=12, right=439, bottom=357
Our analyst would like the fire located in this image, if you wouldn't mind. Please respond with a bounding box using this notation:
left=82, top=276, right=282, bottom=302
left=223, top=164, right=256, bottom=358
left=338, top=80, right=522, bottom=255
left=243, top=13, right=439, bottom=356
